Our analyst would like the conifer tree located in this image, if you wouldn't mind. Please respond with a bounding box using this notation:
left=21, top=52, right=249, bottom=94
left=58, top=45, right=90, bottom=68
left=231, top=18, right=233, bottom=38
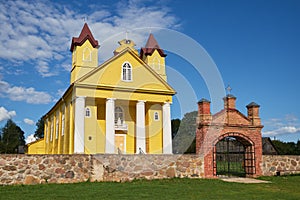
left=0, top=119, right=25, bottom=154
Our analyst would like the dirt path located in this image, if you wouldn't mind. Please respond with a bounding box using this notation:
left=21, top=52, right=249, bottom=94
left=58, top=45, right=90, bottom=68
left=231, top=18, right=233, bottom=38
left=220, top=177, right=270, bottom=183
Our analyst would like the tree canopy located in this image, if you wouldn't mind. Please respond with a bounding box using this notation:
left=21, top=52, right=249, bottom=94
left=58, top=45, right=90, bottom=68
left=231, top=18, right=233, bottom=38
left=34, top=117, right=44, bottom=139
left=0, top=119, right=25, bottom=154
left=172, top=111, right=197, bottom=154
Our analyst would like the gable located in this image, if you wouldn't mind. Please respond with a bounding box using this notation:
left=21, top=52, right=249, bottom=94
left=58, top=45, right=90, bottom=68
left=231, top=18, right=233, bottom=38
left=77, top=48, right=175, bottom=94
left=213, top=109, right=251, bottom=125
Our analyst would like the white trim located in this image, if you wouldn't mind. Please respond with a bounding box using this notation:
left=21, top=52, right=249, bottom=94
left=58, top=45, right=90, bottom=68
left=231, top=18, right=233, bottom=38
left=50, top=120, right=53, bottom=142
left=136, top=100, right=146, bottom=154
left=55, top=116, right=59, bottom=139
left=74, top=96, right=86, bottom=153
left=61, top=114, right=65, bottom=136
left=105, top=98, right=116, bottom=153
left=121, top=61, right=133, bottom=82
left=153, top=56, right=160, bottom=70
left=163, top=102, right=172, bottom=154
left=83, top=47, right=91, bottom=61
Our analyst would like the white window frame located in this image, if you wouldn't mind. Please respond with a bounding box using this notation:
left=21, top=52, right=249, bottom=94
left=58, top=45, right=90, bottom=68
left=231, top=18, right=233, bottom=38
left=153, top=56, right=160, bottom=70
left=55, top=116, right=59, bottom=139
left=61, top=114, right=65, bottom=136
left=85, top=107, right=91, bottom=118
left=115, top=106, right=124, bottom=125
left=50, top=120, right=53, bottom=142
left=83, top=47, right=91, bottom=61
left=154, top=111, right=159, bottom=121
left=121, top=62, right=132, bottom=82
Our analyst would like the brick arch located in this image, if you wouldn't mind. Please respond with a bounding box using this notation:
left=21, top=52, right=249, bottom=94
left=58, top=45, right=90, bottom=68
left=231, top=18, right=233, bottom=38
left=196, top=96, right=263, bottom=178
left=212, top=132, right=256, bottom=177
left=213, top=132, right=254, bottom=147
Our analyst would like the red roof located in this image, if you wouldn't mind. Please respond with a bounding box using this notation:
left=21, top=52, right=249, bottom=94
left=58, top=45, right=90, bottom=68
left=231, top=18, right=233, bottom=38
left=70, top=23, right=99, bottom=52
left=140, top=33, right=166, bottom=58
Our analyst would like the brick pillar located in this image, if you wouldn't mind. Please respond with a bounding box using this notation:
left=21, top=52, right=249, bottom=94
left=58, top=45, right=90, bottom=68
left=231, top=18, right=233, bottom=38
left=246, top=102, right=261, bottom=125
left=197, top=98, right=212, bottom=124
left=196, top=99, right=211, bottom=154
left=223, top=94, right=236, bottom=109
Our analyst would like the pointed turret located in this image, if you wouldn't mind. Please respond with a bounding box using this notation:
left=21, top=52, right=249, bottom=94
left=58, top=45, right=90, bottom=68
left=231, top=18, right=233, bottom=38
left=140, top=33, right=166, bottom=58
left=70, top=23, right=99, bottom=84
left=140, top=34, right=167, bottom=81
left=70, top=23, right=99, bottom=52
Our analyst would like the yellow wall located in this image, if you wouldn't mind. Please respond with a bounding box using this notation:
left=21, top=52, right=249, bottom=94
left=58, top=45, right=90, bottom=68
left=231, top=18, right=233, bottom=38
left=27, top=139, right=45, bottom=154
left=28, top=34, right=175, bottom=155
left=143, top=50, right=167, bottom=81
left=71, top=40, right=98, bottom=83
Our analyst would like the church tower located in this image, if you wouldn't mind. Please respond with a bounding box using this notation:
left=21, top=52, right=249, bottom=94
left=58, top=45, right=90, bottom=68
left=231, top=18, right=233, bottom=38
left=70, top=23, right=99, bottom=84
left=140, top=34, right=167, bottom=81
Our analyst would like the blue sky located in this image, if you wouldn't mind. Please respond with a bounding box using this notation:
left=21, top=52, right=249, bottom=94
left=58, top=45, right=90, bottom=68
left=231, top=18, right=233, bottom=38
left=0, top=0, right=299, bottom=143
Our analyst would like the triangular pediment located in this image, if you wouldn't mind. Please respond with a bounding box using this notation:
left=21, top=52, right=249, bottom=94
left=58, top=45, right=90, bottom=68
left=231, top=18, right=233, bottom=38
left=213, top=109, right=251, bottom=125
left=76, top=48, right=175, bottom=94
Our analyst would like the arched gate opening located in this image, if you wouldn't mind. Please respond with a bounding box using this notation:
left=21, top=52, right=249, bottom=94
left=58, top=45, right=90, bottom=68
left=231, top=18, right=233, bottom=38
left=213, top=133, right=255, bottom=177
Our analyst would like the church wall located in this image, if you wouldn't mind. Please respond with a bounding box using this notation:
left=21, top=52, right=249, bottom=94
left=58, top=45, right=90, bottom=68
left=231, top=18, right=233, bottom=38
left=146, top=103, right=163, bottom=154
left=96, top=101, right=106, bottom=153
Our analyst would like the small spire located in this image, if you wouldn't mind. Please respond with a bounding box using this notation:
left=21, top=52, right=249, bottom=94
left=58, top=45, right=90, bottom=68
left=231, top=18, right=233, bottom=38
left=226, top=84, right=232, bottom=95
left=125, top=29, right=129, bottom=40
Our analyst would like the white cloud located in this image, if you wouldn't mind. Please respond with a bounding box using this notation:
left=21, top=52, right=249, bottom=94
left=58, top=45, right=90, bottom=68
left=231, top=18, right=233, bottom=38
left=263, top=126, right=300, bottom=137
left=0, top=79, right=52, bottom=104
left=25, top=134, right=36, bottom=144
left=0, top=107, right=16, bottom=122
left=24, top=118, right=35, bottom=125
left=263, top=114, right=300, bottom=137
left=0, top=0, right=179, bottom=76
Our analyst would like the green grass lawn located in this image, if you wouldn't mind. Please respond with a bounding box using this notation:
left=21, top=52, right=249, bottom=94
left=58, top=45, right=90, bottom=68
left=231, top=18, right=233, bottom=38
left=1, top=175, right=300, bottom=200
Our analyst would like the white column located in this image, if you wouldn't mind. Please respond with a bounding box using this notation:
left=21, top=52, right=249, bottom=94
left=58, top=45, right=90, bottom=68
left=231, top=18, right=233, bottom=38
left=163, top=102, right=172, bottom=154
left=74, top=96, right=86, bottom=153
left=105, top=98, right=115, bottom=153
left=136, top=100, right=146, bottom=154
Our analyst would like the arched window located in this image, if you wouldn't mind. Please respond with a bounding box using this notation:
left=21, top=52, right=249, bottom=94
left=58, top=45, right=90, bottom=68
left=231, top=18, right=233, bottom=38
left=83, top=48, right=91, bottom=61
left=50, top=120, right=53, bottom=141
left=154, top=111, right=159, bottom=121
left=55, top=117, right=59, bottom=139
left=61, top=114, right=65, bottom=136
left=153, top=57, right=160, bottom=70
left=85, top=107, right=91, bottom=117
left=122, top=62, right=132, bottom=81
left=115, top=106, right=124, bottom=125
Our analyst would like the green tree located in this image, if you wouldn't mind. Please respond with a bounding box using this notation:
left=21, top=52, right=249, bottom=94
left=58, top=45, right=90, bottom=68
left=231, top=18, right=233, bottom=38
left=272, top=140, right=299, bottom=155
left=0, top=119, right=25, bottom=154
left=34, top=117, right=44, bottom=139
left=171, top=118, right=181, bottom=139
left=172, top=111, right=197, bottom=154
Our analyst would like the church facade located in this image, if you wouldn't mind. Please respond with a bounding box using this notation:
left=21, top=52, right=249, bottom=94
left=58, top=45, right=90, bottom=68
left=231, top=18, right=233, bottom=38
left=28, top=23, right=176, bottom=154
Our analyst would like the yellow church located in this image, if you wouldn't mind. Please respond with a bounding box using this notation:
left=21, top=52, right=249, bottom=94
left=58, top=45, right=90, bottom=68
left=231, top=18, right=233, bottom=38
left=28, top=23, right=176, bottom=154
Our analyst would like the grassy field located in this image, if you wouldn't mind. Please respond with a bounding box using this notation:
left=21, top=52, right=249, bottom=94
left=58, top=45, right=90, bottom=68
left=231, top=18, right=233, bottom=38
left=1, top=175, right=300, bottom=200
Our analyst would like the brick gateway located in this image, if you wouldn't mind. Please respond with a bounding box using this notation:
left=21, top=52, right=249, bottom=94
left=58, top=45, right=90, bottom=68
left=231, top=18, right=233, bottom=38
left=196, top=95, right=263, bottom=178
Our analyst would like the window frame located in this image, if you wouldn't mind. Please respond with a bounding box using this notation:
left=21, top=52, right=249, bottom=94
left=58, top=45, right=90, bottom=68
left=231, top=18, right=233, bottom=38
left=115, top=106, right=124, bottom=125
left=121, top=62, right=132, bottom=82
left=154, top=111, right=159, bottom=121
left=85, top=107, right=91, bottom=118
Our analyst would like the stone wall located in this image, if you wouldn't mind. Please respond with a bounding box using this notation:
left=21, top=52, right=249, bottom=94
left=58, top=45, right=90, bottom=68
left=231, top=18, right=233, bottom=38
left=0, top=154, right=92, bottom=185
left=261, top=155, right=300, bottom=176
left=0, top=154, right=204, bottom=185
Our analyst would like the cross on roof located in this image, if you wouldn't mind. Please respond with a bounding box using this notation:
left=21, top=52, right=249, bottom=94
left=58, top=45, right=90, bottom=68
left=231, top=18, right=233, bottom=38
left=226, top=85, right=232, bottom=94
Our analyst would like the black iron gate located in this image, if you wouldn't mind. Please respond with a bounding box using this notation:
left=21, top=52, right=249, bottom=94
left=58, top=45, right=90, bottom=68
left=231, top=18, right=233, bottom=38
left=214, top=136, right=247, bottom=177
